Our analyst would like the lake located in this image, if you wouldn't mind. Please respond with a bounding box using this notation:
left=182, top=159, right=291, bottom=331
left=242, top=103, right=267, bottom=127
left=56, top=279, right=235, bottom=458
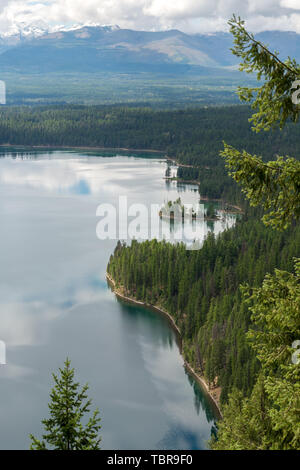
left=0, top=150, right=234, bottom=450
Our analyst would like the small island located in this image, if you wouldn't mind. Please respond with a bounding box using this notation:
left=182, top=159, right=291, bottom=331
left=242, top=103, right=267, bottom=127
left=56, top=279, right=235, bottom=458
left=159, top=197, right=219, bottom=221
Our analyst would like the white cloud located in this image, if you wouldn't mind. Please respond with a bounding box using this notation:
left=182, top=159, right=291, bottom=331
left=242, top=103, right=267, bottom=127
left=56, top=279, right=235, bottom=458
left=281, top=0, right=300, bottom=9
left=0, top=0, right=300, bottom=35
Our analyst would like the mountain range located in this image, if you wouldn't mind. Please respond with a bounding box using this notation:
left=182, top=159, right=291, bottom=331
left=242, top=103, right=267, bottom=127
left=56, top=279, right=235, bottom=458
left=0, top=23, right=299, bottom=74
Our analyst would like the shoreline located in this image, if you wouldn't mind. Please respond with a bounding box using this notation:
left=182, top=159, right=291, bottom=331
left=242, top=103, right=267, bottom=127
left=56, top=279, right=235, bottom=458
left=167, top=158, right=200, bottom=169
left=1, top=143, right=242, bottom=214
left=106, top=272, right=222, bottom=418
left=165, top=158, right=244, bottom=214
left=159, top=214, right=220, bottom=222
left=162, top=181, right=243, bottom=215
left=0, top=144, right=166, bottom=155
left=1, top=142, right=241, bottom=216
left=106, top=273, right=181, bottom=337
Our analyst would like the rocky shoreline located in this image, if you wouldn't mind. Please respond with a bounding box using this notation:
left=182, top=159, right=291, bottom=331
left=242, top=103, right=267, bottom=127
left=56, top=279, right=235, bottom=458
left=106, top=272, right=222, bottom=418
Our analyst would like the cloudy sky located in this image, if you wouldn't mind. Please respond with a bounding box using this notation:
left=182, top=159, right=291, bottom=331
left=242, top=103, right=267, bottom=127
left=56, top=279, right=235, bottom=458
left=1, top=0, right=300, bottom=35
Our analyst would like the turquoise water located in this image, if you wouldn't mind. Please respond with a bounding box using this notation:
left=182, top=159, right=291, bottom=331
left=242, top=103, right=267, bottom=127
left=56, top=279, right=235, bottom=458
left=0, top=150, right=232, bottom=449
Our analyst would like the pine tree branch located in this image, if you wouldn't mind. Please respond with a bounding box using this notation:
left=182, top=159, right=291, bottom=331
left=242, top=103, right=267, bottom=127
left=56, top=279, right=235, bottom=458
left=230, top=16, right=298, bottom=75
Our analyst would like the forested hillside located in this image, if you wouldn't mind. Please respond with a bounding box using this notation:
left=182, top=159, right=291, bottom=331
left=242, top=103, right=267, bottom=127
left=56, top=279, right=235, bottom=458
left=1, top=104, right=300, bottom=205
left=107, top=14, right=300, bottom=450
left=1, top=105, right=299, bottom=159
left=107, top=214, right=300, bottom=404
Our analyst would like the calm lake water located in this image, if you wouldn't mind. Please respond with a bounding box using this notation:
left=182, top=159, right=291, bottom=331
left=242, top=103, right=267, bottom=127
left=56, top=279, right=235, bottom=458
left=0, top=150, right=234, bottom=450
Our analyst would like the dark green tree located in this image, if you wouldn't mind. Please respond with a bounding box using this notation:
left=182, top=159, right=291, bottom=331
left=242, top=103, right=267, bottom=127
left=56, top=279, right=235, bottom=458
left=210, top=15, right=300, bottom=450
left=228, top=14, right=300, bottom=131
left=206, top=203, right=216, bottom=219
left=221, top=15, right=300, bottom=231
left=212, top=262, right=300, bottom=450
left=221, top=143, right=300, bottom=230
left=30, top=359, right=101, bottom=450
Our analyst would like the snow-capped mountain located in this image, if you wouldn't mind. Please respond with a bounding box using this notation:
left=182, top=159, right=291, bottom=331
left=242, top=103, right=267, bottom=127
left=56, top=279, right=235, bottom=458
left=0, top=23, right=300, bottom=74
left=0, top=21, right=120, bottom=42
left=0, top=20, right=49, bottom=41
left=52, top=23, right=120, bottom=34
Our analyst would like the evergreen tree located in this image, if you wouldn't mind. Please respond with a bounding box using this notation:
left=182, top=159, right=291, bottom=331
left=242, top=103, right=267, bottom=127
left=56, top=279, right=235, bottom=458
left=228, top=14, right=300, bottom=131
left=30, top=359, right=101, bottom=450
left=107, top=15, right=300, bottom=451
left=210, top=15, right=300, bottom=450
left=212, top=262, right=300, bottom=450
left=221, top=15, right=300, bottom=230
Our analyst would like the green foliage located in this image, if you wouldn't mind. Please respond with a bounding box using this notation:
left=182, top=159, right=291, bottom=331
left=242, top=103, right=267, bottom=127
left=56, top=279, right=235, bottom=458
left=210, top=17, right=300, bottom=450
left=107, top=221, right=299, bottom=404
left=206, top=203, right=216, bottom=219
left=4, top=15, right=298, bottom=449
left=246, top=260, right=300, bottom=369
left=219, top=18, right=300, bottom=230
left=1, top=71, right=245, bottom=107
left=212, top=261, right=300, bottom=450
left=210, top=375, right=273, bottom=450
left=221, top=143, right=300, bottom=230
left=1, top=104, right=300, bottom=207
left=30, top=359, right=101, bottom=450
left=229, top=15, right=300, bottom=132
left=246, top=262, right=300, bottom=449
left=108, top=17, right=300, bottom=450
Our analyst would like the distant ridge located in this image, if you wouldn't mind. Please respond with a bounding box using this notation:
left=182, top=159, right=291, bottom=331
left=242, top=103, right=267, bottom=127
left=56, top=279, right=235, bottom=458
left=0, top=24, right=300, bottom=74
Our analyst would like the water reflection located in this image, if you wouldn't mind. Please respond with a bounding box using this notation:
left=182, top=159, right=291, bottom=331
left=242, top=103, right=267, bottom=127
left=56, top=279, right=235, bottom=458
left=0, top=151, right=221, bottom=449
